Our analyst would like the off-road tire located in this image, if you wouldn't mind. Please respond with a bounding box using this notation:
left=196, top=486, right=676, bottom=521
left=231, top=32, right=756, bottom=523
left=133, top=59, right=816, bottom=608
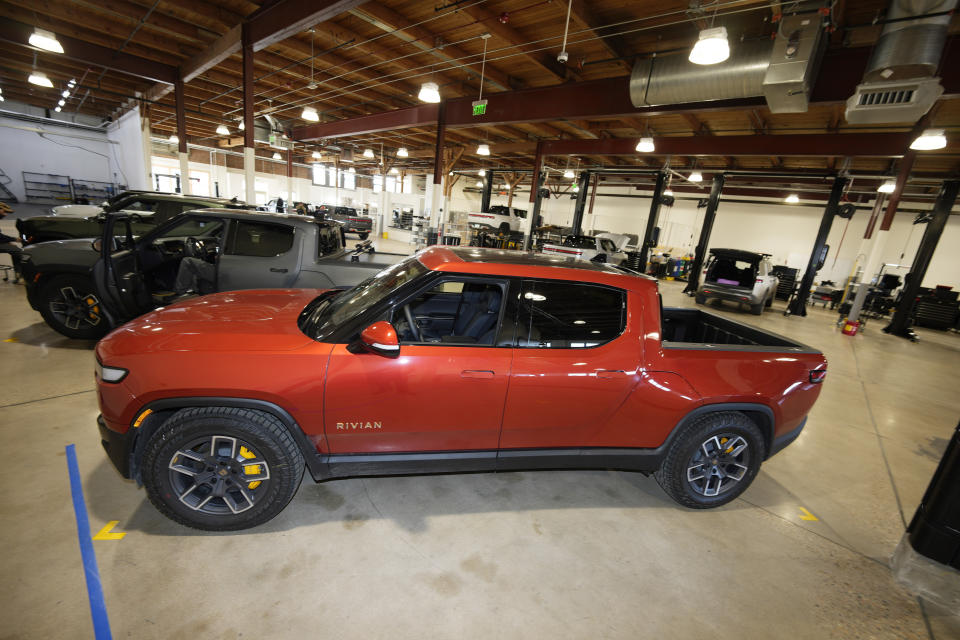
left=141, top=407, right=304, bottom=531
left=654, top=411, right=765, bottom=509
left=750, top=302, right=764, bottom=315
left=765, top=295, right=773, bottom=308
left=37, top=274, right=110, bottom=340
left=498, top=222, right=511, bottom=235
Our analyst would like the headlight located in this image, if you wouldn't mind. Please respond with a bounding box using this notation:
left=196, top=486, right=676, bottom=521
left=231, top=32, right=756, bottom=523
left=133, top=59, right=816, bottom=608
left=95, top=360, right=128, bottom=383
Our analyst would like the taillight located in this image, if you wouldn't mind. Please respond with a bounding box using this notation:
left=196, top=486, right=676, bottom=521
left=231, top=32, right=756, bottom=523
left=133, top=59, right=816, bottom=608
left=809, top=370, right=827, bottom=384
left=756, top=278, right=763, bottom=284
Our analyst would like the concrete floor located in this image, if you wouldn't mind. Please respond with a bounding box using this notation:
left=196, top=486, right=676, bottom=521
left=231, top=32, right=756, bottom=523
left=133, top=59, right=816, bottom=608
left=1, top=217, right=959, bottom=639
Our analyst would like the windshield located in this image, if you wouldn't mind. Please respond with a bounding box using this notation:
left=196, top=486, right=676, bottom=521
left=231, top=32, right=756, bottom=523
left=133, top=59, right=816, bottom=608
left=300, top=255, right=429, bottom=341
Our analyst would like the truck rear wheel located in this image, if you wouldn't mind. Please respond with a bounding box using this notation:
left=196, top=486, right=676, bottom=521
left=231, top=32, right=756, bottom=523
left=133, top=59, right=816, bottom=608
left=141, top=407, right=304, bottom=531
left=38, top=275, right=110, bottom=340
left=654, top=411, right=765, bottom=509
left=498, top=222, right=511, bottom=235
left=750, top=302, right=764, bottom=315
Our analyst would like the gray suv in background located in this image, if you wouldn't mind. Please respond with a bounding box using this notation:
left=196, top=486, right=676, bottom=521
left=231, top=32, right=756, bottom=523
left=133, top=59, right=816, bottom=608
left=695, top=248, right=779, bottom=315
left=316, top=204, right=373, bottom=240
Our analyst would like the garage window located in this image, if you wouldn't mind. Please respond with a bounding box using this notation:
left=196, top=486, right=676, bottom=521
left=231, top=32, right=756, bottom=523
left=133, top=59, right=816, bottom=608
left=516, top=280, right=625, bottom=348
left=226, top=221, right=295, bottom=257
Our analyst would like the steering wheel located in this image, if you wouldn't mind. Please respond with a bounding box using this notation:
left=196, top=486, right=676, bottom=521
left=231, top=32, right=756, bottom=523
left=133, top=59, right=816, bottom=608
left=184, top=236, right=201, bottom=258
left=403, top=305, right=422, bottom=342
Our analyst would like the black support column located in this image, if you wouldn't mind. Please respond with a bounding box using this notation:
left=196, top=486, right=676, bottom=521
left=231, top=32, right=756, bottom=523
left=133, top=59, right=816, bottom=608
left=638, top=171, right=667, bottom=271
left=787, top=176, right=848, bottom=316
left=570, top=171, right=591, bottom=235
left=884, top=179, right=960, bottom=341
left=480, top=170, right=493, bottom=212
left=683, top=174, right=725, bottom=294
left=525, top=170, right=545, bottom=250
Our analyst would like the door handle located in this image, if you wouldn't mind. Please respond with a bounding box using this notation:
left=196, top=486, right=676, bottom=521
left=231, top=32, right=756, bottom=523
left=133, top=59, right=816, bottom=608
left=596, top=369, right=626, bottom=379
left=270, top=268, right=288, bottom=273
left=461, top=370, right=495, bottom=379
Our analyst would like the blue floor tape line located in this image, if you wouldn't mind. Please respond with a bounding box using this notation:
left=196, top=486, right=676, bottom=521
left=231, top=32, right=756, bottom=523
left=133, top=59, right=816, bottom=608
left=66, top=444, right=113, bottom=640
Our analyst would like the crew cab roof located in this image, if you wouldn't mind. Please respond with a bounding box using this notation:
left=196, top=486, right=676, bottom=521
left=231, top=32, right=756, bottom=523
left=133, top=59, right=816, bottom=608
left=416, top=246, right=656, bottom=290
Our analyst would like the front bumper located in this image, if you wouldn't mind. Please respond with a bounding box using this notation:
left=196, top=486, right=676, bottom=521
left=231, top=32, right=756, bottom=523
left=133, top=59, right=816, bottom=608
left=98, top=414, right=135, bottom=478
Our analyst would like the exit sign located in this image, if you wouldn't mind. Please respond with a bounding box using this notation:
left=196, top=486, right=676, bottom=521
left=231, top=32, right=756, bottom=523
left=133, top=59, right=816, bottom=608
left=472, top=99, right=488, bottom=116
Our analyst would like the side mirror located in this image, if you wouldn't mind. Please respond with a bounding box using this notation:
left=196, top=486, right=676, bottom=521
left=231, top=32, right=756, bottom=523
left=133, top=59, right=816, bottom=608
left=358, top=321, right=400, bottom=358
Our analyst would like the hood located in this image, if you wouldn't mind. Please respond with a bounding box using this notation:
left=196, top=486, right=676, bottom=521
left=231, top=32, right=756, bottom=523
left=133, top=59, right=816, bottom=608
left=23, top=238, right=100, bottom=265
left=98, top=289, right=326, bottom=356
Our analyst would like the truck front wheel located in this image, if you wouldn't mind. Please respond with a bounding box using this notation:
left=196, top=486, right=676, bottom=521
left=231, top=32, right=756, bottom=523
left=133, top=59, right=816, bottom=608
left=38, top=275, right=110, bottom=340
left=141, top=407, right=305, bottom=531
left=654, top=412, right=765, bottom=509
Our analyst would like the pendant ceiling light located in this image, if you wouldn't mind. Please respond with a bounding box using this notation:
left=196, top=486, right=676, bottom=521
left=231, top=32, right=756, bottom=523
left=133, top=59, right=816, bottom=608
left=909, top=129, right=946, bottom=151
left=215, top=124, right=230, bottom=135
left=348, top=167, right=356, bottom=173
left=785, top=194, right=800, bottom=204
left=28, top=72, right=53, bottom=88
left=664, top=188, right=674, bottom=197
left=563, top=169, right=575, bottom=179
left=635, top=137, right=655, bottom=153
left=57, top=99, right=65, bottom=107
left=363, top=148, right=375, bottom=159
left=397, top=147, right=409, bottom=157
left=877, top=180, right=896, bottom=193
left=312, top=151, right=321, bottom=159
left=272, top=152, right=282, bottom=160
left=29, top=28, right=64, bottom=54
left=477, top=169, right=485, bottom=176
left=61, top=89, right=69, bottom=98
left=476, top=180, right=484, bottom=187
left=301, top=106, right=319, bottom=122
left=689, top=26, right=730, bottom=65
left=238, top=120, right=245, bottom=131
left=169, top=134, right=179, bottom=144
left=688, top=171, right=703, bottom=183
left=418, top=81, right=441, bottom=103
left=53, top=106, right=60, bottom=112
left=476, top=143, right=490, bottom=156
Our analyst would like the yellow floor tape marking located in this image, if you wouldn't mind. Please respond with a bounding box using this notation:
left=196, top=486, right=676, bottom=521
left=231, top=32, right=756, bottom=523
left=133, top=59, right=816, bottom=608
left=3, top=338, right=19, bottom=343
left=798, top=507, right=819, bottom=521
left=93, top=521, right=127, bottom=541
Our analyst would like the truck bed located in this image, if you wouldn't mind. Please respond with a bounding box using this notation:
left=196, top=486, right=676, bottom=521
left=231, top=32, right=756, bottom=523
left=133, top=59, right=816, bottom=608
left=662, top=307, right=818, bottom=353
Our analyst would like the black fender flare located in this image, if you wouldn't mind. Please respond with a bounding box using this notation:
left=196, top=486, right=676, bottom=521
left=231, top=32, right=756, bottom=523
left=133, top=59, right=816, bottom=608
left=667, top=403, right=776, bottom=459
left=130, top=397, right=329, bottom=482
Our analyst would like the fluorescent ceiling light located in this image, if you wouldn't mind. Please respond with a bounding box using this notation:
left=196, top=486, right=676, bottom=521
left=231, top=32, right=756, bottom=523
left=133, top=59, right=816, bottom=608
left=664, top=188, right=674, bottom=196
left=28, top=72, right=53, bottom=88
left=418, top=81, right=441, bottom=103
left=635, top=137, right=655, bottom=152
left=272, top=152, right=282, bottom=160
left=909, top=128, right=946, bottom=151
left=877, top=179, right=896, bottom=193
left=397, top=147, right=409, bottom=157
left=216, top=124, right=230, bottom=135
left=563, top=169, right=575, bottom=179
left=688, top=171, right=703, bottom=182
left=312, top=151, right=321, bottom=159
left=168, top=134, right=179, bottom=143
left=61, top=90, right=69, bottom=98
left=689, top=26, right=730, bottom=65
left=785, top=194, right=800, bottom=204
left=363, top=148, right=375, bottom=159
left=476, top=143, right=490, bottom=156
left=301, top=106, right=319, bottom=122
left=29, top=28, right=64, bottom=54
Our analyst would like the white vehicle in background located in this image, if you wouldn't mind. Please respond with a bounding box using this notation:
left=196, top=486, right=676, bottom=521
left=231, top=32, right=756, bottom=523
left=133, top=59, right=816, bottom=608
left=50, top=203, right=105, bottom=217
left=467, top=205, right=528, bottom=233
left=542, top=234, right=629, bottom=265
left=695, top=248, right=779, bottom=315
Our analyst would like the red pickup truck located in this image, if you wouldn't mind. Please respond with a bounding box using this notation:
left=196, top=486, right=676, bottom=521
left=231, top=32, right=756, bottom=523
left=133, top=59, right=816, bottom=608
left=95, top=247, right=827, bottom=530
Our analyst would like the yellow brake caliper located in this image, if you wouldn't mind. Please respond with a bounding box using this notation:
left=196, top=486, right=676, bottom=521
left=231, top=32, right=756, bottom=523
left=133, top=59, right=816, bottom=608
left=239, top=446, right=261, bottom=489
left=721, top=437, right=733, bottom=454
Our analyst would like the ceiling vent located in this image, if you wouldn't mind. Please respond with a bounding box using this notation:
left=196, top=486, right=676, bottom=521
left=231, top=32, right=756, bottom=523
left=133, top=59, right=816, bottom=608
left=844, top=0, right=956, bottom=124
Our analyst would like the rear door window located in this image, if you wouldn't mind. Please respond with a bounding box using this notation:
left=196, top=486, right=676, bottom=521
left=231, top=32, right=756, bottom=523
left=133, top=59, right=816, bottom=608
left=226, top=221, right=295, bottom=257
left=316, top=224, right=342, bottom=256
left=516, top=280, right=626, bottom=348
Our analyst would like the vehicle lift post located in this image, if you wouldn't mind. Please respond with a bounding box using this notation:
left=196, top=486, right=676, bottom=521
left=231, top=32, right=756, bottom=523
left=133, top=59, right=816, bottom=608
left=787, top=175, right=848, bottom=316
left=638, top=171, right=667, bottom=272
left=480, top=170, right=493, bottom=213
left=524, top=170, right=545, bottom=251
left=884, top=179, right=960, bottom=341
left=570, top=170, right=591, bottom=235
left=683, top=174, right=725, bottom=295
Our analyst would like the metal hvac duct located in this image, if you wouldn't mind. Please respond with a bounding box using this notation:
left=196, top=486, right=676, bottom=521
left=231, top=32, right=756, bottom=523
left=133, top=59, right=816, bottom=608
left=845, top=0, right=957, bottom=124
left=630, top=39, right=773, bottom=108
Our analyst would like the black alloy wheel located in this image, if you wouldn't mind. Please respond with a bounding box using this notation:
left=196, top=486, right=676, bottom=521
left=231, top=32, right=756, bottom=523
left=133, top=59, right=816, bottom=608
left=38, top=275, right=109, bottom=339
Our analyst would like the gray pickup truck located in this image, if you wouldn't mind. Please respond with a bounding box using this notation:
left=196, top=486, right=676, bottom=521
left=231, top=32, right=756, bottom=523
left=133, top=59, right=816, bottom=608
left=19, top=209, right=405, bottom=339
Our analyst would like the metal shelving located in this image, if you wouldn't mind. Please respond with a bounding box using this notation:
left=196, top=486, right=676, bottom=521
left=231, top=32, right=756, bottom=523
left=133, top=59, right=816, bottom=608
left=23, top=172, right=71, bottom=204
left=71, top=179, right=119, bottom=204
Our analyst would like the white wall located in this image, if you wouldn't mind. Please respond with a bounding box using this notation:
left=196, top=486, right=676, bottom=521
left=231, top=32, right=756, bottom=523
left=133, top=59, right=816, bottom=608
left=0, top=114, right=116, bottom=202
left=106, top=106, right=147, bottom=191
